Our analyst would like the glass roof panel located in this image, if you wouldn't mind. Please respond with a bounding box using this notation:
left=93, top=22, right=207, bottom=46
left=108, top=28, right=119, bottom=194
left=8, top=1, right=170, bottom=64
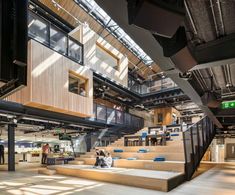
left=75, top=0, right=154, bottom=65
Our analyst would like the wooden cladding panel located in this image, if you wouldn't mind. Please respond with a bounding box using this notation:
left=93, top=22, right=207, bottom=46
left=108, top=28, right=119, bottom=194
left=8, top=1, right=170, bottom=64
left=154, top=107, right=173, bottom=126
left=83, top=27, right=128, bottom=86
left=39, top=0, right=161, bottom=79
left=7, top=40, right=93, bottom=117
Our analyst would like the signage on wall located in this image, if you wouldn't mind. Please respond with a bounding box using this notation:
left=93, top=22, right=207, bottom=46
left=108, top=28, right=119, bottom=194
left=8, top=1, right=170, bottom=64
left=221, top=101, right=235, bottom=109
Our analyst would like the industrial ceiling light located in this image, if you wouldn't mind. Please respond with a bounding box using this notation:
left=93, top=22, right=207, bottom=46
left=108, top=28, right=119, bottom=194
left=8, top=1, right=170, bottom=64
left=226, top=83, right=232, bottom=88
left=179, top=71, right=192, bottom=80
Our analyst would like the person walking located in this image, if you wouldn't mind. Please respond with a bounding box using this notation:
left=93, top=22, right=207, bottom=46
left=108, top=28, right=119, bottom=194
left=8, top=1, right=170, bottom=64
left=41, top=143, right=49, bottom=164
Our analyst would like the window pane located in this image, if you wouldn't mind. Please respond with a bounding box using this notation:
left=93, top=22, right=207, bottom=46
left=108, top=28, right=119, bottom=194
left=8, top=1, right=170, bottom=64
left=50, top=25, right=67, bottom=54
left=28, top=12, right=49, bottom=45
left=69, top=73, right=87, bottom=97
left=97, top=105, right=106, bottom=121
left=68, top=38, right=82, bottom=63
left=107, top=108, right=116, bottom=124
left=96, top=43, right=119, bottom=70
left=116, top=110, right=123, bottom=124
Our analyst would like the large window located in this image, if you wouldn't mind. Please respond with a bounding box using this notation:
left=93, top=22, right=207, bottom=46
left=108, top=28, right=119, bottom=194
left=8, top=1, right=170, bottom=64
left=68, top=72, right=88, bottom=97
left=50, top=25, right=67, bottom=54
left=75, top=0, right=153, bottom=66
left=28, top=10, right=84, bottom=65
left=96, top=42, right=119, bottom=70
left=68, top=38, right=82, bottom=64
left=28, top=12, right=49, bottom=45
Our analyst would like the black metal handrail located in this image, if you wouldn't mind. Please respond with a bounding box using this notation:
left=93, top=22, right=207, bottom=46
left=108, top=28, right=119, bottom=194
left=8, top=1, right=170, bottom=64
left=183, top=116, right=215, bottom=180
left=91, top=103, right=144, bottom=129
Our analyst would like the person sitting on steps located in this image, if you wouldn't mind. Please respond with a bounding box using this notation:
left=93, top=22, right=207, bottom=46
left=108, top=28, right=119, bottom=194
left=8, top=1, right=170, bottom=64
left=94, top=149, right=106, bottom=168
left=104, top=152, right=112, bottom=168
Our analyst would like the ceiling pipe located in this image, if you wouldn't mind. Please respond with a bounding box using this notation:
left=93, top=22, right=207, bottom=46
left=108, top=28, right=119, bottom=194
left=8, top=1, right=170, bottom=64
left=210, top=0, right=220, bottom=37
left=217, top=0, right=225, bottom=36
left=192, top=71, right=205, bottom=91
left=226, top=64, right=233, bottom=87
left=184, top=0, right=198, bottom=35
left=194, top=70, right=209, bottom=91
left=209, top=68, right=219, bottom=90
left=222, top=93, right=235, bottom=98
left=223, top=64, right=232, bottom=88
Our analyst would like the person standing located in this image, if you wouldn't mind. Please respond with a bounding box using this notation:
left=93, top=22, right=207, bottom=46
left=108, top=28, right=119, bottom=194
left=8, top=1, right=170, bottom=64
left=41, top=143, right=49, bottom=165
left=0, top=144, right=4, bottom=165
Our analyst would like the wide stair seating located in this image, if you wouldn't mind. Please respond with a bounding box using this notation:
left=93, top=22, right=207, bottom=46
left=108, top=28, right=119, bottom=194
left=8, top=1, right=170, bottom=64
left=44, top=127, right=186, bottom=192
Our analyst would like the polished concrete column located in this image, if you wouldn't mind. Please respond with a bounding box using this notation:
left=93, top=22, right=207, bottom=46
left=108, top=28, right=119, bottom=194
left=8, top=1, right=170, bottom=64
left=8, top=124, right=16, bottom=171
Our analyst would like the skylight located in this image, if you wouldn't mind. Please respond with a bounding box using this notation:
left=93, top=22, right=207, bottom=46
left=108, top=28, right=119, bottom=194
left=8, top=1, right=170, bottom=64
left=75, top=0, right=154, bottom=66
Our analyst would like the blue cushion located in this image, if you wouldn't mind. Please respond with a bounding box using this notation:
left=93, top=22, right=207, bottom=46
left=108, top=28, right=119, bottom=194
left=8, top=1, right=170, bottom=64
left=153, top=156, right=165, bottom=161
left=113, top=149, right=124, bottom=153
left=171, top=133, right=179, bottom=136
left=141, top=132, right=148, bottom=138
left=138, top=148, right=149, bottom=153
left=127, top=157, right=137, bottom=160
left=112, top=157, right=121, bottom=160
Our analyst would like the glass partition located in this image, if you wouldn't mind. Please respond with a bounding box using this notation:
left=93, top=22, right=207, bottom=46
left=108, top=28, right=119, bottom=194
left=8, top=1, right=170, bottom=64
left=28, top=10, right=83, bottom=65
left=50, top=25, right=67, bottom=54
left=128, top=76, right=177, bottom=95
left=68, top=37, right=83, bottom=64
left=116, top=110, right=124, bottom=124
left=96, top=104, right=106, bottom=121
left=28, top=12, right=49, bottom=45
left=91, top=103, right=143, bottom=129
left=107, top=108, right=116, bottom=124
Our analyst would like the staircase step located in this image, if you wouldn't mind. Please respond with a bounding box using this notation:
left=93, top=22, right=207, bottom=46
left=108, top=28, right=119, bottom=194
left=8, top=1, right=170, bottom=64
left=38, top=168, right=57, bottom=175
left=54, top=165, right=185, bottom=192
left=75, top=157, right=185, bottom=172
left=110, top=152, right=185, bottom=161
left=96, top=145, right=184, bottom=153
left=68, top=160, right=84, bottom=165
left=80, top=154, right=95, bottom=158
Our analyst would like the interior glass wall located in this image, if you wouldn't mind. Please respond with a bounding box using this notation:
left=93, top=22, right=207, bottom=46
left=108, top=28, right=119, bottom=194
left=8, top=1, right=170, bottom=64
left=28, top=10, right=83, bottom=65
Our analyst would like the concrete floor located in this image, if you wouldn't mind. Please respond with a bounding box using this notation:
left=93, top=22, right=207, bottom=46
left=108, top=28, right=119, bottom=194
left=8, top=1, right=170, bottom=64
left=0, top=162, right=235, bottom=195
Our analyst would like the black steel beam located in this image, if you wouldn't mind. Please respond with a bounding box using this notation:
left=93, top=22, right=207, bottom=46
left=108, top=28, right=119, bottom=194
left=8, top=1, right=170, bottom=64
left=8, top=124, right=16, bottom=171
left=93, top=72, right=141, bottom=101
left=0, top=100, right=109, bottom=128
left=215, top=108, right=235, bottom=117
left=94, top=72, right=186, bottom=103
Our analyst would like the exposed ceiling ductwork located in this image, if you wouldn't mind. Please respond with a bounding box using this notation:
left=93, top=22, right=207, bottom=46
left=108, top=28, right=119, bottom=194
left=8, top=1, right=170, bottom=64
left=95, top=0, right=224, bottom=128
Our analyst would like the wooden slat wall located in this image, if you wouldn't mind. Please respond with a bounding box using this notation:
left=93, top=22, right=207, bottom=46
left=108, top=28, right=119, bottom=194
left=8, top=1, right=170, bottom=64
left=154, top=107, right=173, bottom=126
left=6, top=40, right=93, bottom=117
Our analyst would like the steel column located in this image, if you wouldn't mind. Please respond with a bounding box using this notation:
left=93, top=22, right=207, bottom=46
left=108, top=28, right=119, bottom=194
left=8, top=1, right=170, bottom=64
left=8, top=124, right=16, bottom=171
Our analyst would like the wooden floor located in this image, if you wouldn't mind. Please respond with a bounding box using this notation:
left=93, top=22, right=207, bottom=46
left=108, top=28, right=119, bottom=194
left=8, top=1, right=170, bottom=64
left=48, top=164, right=185, bottom=192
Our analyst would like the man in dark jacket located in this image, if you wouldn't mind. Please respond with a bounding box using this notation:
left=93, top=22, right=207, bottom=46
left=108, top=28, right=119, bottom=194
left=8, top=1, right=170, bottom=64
left=0, top=144, right=4, bottom=164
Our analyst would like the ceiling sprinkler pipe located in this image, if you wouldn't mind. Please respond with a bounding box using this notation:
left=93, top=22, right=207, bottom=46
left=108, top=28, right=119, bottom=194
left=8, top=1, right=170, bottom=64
left=210, top=0, right=220, bottom=37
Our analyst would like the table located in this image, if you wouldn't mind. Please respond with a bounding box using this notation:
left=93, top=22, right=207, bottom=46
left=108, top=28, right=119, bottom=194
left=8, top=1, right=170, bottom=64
left=146, top=134, right=166, bottom=146
left=124, top=135, right=143, bottom=146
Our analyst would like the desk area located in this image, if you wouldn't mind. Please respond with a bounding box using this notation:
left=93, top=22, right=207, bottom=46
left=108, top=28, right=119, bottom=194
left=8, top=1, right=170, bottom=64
left=124, top=134, right=166, bottom=146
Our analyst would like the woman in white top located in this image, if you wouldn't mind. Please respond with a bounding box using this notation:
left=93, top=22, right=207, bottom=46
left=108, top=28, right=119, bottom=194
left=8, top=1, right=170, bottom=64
left=104, top=152, right=112, bottom=168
